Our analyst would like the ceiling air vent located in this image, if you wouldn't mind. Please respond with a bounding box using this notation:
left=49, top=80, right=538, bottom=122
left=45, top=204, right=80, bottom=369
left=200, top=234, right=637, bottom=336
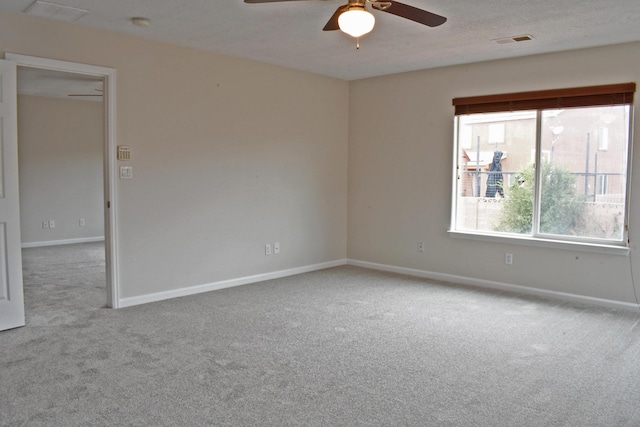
left=492, top=34, right=535, bottom=45
left=24, top=1, right=88, bottom=23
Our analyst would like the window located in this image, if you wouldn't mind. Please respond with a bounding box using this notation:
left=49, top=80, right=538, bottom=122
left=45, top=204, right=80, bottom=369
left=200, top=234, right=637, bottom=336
left=598, top=126, right=609, bottom=151
left=488, top=123, right=505, bottom=144
left=451, top=83, right=635, bottom=247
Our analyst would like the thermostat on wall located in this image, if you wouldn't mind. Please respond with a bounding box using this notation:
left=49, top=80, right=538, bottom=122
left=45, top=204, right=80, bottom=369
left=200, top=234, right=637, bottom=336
left=117, top=145, right=131, bottom=161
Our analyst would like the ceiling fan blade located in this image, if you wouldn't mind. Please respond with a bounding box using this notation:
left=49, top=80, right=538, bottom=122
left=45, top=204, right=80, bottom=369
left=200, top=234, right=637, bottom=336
left=373, top=1, right=446, bottom=27
left=323, top=5, right=348, bottom=31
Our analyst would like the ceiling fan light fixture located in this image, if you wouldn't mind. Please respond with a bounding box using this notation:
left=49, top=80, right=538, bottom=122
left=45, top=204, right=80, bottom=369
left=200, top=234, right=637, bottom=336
left=338, top=6, right=375, bottom=38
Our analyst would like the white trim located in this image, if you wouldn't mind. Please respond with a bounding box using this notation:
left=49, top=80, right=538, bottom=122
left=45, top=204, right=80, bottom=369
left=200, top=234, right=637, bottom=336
left=348, top=259, right=640, bottom=312
left=21, top=237, right=105, bottom=248
left=118, top=259, right=347, bottom=308
left=448, top=230, right=630, bottom=256
left=6, top=53, right=120, bottom=308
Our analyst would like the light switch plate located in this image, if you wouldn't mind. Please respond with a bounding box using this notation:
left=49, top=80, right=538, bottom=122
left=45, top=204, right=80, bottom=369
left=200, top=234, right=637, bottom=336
left=120, top=166, right=133, bottom=179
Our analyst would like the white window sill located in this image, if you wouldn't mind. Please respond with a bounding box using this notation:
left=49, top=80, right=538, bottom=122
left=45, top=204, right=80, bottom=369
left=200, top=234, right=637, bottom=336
left=448, top=230, right=630, bottom=256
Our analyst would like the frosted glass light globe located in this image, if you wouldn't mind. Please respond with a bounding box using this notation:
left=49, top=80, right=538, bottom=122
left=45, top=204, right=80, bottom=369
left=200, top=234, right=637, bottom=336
left=338, top=8, right=375, bottom=38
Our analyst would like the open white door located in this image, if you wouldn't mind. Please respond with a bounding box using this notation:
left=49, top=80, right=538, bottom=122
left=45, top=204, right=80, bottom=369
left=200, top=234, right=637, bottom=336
left=0, top=59, right=25, bottom=331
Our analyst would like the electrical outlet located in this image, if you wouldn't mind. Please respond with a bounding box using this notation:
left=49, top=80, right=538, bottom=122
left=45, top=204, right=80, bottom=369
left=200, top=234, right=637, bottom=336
left=42, top=221, right=49, bottom=229
left=274, top=242, right=280, bottom=254
left=505, top=253, right=513, bottom=265
left=49, top=220, right=55, bottom=229
left=79, top=218, right=86, bottom=227
left=418, top=242, right=424, bottom=252
left=265, top=243, right=272, bottom=256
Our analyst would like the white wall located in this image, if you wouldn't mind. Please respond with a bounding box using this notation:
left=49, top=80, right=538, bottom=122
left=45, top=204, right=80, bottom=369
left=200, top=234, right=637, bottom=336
left=17, top=95, right=104, bottom=245
left=1, top=13, right=349, bottom=300
left=348, top=42, right=640, bottom=306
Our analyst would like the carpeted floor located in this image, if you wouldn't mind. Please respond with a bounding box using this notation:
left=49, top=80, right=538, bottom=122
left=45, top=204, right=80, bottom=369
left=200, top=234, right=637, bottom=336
left=1, top=242, right=640, bottom=426
left=19, top=242, right=107, bottom=326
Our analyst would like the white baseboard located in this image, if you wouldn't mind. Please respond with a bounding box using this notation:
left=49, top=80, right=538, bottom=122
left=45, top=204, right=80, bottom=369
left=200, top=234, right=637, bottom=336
left=348, top=259, right=640, bottom=312
left=118, top=259, right=348, bottom=308
left=116, top=257, right=640, bottom=312
left=22, top=236, right=105, bottom=249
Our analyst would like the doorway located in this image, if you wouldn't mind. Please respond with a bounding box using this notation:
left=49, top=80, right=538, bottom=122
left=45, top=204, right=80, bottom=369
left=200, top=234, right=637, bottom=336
left=17, top=67, right=107, bottom=314
left=6, top=53, right=119, bottom=309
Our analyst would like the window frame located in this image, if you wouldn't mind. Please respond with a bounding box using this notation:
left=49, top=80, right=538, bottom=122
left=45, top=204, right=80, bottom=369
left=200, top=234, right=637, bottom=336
left=449, top=83, right=636, bottom=255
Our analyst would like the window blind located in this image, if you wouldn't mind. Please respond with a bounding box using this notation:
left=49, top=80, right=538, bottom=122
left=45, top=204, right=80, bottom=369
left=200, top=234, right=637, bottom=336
left=453, top=83, right=636, bottom=115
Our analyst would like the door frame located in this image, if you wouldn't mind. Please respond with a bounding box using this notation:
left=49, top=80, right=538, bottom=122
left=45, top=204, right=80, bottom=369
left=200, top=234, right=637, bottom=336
left=6, top=53, right=120, bottom=308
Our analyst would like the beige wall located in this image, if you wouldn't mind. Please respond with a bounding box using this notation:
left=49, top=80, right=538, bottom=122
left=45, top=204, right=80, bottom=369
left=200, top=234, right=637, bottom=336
left=18, top=95, right=104, bottom=245
left=3, top=11, right=639, bottom=307
left=348, top=42, right=640, bottom=304
left=1, top=13, right=349, bottom=300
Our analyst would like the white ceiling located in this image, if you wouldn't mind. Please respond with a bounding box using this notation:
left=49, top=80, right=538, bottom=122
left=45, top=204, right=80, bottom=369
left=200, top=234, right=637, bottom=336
left=3, top=0, right=640, bottom=81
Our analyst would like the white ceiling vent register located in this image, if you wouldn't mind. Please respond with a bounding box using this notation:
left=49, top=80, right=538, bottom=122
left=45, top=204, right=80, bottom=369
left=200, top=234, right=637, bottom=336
left=492, top=34, right=535, bottom=45
left=24, top=1, right=88, bottom=23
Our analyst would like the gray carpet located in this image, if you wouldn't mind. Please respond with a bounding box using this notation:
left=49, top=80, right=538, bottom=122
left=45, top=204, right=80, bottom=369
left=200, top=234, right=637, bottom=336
left=1, top=243, right=640, bottom=426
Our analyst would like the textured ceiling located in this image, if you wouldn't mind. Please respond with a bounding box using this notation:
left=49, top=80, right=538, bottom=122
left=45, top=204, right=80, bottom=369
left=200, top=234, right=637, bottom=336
left=3, top=0, right=640, bottom=81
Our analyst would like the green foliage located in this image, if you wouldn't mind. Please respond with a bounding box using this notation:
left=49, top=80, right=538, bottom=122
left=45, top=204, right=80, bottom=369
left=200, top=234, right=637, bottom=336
left=497, top=162, right=585, bottom=235
left=496, top=164, right=535, bottom=233
left=539, top=164, right=585, bottom=235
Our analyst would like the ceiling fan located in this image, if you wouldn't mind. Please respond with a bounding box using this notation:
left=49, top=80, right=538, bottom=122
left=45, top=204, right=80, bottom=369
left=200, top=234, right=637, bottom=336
left=245, top=0, right=446, bottom=47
